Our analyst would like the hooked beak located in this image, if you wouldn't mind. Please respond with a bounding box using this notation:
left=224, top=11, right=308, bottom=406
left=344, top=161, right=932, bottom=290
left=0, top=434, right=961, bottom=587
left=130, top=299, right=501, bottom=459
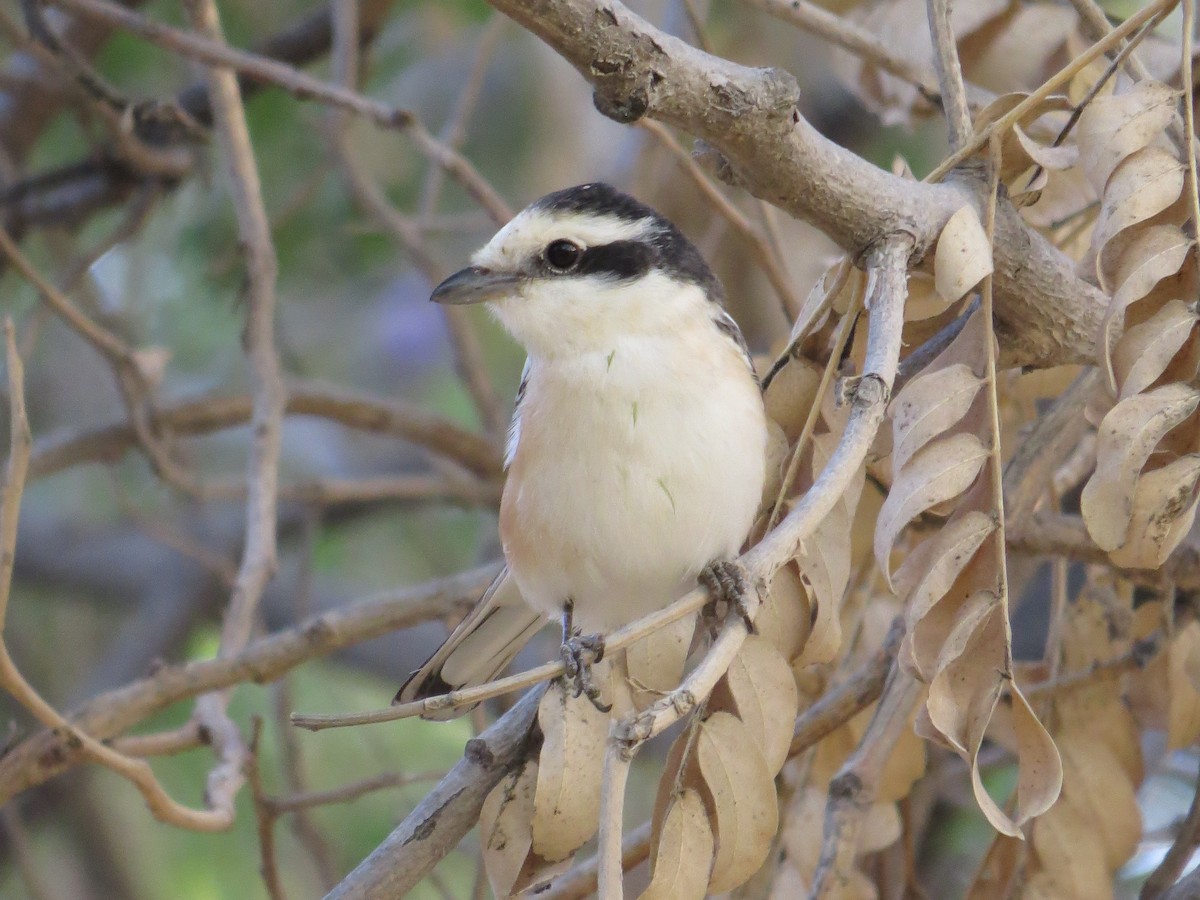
left=430, top=266, right=523, bottom=305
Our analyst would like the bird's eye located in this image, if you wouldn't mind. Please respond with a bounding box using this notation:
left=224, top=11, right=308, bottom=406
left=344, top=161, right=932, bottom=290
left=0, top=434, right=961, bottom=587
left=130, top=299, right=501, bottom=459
left=544, top=239, right=582, bottom=272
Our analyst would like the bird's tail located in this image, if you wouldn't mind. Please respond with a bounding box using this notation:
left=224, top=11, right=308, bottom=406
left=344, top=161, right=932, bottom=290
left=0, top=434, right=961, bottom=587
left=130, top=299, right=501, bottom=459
left=394, top=567, right=544, bottom=720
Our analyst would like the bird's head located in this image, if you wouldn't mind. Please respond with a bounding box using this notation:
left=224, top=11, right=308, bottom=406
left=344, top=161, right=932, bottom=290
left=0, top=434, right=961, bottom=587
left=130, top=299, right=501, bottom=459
left=430, top=183, right=723, bottom=358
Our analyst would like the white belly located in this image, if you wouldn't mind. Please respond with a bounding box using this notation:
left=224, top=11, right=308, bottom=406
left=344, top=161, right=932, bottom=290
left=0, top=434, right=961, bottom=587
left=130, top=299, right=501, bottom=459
left=500, top=337, right=767, bottom=632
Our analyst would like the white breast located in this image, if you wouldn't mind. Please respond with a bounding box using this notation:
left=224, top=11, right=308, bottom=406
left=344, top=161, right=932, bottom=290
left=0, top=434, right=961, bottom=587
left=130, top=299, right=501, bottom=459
left=500, top=323, right=768, bottom=632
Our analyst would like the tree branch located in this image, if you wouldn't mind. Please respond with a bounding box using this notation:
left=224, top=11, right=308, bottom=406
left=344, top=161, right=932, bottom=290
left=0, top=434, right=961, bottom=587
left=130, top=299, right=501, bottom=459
left=324, top=686, right=544, bottom=899
left=0, top=564, right=495, bottom=804
left=483, top=0, right=1108, bottom=369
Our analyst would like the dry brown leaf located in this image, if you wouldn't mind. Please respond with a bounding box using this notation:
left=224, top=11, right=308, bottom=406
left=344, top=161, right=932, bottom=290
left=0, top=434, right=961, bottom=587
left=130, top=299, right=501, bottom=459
left=967, top=5, right=1074, bottom=96
left=764, top=357, right=822, bottom=441
left=627, top=616, right=695, bottom=710
left=1099, top=225, right=1193, bottom=382
left=1167, top=621, right=1200, bottom=751
left=904, top=271, right=955, bottom=320
left=1092, top=148, right=1186, bottom=264
left=713, top=634, right=800, bottom=773
left=1108, top=453, right=1200, bottom=568
left=1056, top=731, right=1140, bottom=869
left=926, top=593, right=1004, bottom=752
left=874, top=432, right=990, bottom=586
left=891, top=363, right=985, bottom=471
left=935, top=206, right=995, bottom=303
left=789, top=261, right=856, bottom=346
left=640, top=789, right=714, bottom=900
left=1009, top=685, right=1063, bottom=827
left=762, top=420, right=790, bottom=507
left=895, top=511, right=996, bottom=680
left=480, top=760, right=538, bottom=899
left=532, top=677, right=610, bottom=861
left=1113, top=298, right=1199, bottom=400
left=1031, top=800, right=1114, bottom=900
left=1013, top=123, right=1079, bottom=171
left=1081, top=383, right=1200, bottom=550
left=830, top=0, right=1007, bottom=124
left=860, top=802, right=902, bottom=854
left=697, top=711, right=779, bottom=894
left=1075, top=80, right=1180, bottom=192
left=761, top=564, right=811, bottom=662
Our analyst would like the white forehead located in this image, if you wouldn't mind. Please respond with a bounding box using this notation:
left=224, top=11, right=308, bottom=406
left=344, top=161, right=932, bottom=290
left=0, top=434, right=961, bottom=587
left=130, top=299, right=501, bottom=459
left=471, top=208, right=657, bottom=270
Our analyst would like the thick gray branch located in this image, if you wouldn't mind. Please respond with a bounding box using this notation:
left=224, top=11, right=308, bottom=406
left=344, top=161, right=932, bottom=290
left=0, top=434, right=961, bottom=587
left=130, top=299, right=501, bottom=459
left=325, top=686, right=544, bottom=899
left=484, top=0, right=1106, bottom=367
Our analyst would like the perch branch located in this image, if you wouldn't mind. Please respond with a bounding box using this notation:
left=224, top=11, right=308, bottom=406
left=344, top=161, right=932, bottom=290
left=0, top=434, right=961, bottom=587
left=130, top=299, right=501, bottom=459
left=323, top=687, right=544, bottom=899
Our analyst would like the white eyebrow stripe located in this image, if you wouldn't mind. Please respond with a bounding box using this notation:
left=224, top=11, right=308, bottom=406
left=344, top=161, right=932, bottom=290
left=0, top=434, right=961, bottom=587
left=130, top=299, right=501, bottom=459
left=474, top=210, right=658, bottom=266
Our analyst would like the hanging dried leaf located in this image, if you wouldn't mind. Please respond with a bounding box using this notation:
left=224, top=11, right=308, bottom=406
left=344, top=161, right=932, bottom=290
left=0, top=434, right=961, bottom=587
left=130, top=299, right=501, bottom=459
left=761, top=563, right=811, bottom=661
left=891, top=363, right=985, bottom=471
left=1099, top=225, right=1193, bottom=381
left=1008, top=685, right=1063, bottom=826
left=480, top=760, right=538, bottom=899
left=697, top=711, right=779, bottom=894
left=1031, top=801, right=1114, bottom=899
left=1167, top=621, right=1200, bottom=751
left=935, top=206, right=995, bottom=303
left=532, top=677, right=611, bottom=861
left=711, top=634, right=800, bottom=773
left=926, top=593, right=1004, bottom=755
left=764, top=356, right=823, bottom=440
left=1075, top=80, right=1180, bottom=191
left=874, top=433, right=990, bottom=586
left=1091, top=148, right=1186, bottom=264
left=1080, top=383, right=1200, bottom=551
left=627, top=616, right=696, bottom=710
left=1112, top=298, right=1199, bottom=400
left=640, top=789, right=714, bottom=900
left=1056, top=731, right=1141, bottom=868
left=896, top=510, right=996, bottom=680
left=1107, top=453, right=1200, bottom=568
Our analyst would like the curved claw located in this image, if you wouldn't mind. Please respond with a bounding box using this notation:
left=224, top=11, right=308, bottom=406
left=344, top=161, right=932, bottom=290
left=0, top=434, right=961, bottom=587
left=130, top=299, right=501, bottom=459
left=700, top=559, right=756, bottom=634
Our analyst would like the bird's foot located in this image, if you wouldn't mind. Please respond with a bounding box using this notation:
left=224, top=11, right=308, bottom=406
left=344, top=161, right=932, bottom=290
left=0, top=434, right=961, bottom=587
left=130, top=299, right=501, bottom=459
left=700, top=559, right=756, bottom=635
left=560, top=600, right=611, bottom=713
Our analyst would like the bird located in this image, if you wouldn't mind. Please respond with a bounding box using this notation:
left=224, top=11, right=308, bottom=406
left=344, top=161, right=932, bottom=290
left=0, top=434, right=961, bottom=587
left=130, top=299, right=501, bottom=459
left=395, top=182, right=769, bottom=718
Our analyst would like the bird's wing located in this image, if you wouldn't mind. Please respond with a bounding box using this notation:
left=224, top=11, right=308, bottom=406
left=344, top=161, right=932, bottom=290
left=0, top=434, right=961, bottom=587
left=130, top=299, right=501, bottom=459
left=504, top=357, right=531, bottom=470
left=712, top=307, right=758, bottom=382
left=393, top=566, right=545, bottom=720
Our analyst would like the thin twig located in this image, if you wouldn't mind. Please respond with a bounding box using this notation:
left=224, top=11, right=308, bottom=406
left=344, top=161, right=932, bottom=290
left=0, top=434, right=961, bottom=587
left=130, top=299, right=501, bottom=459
left=925, top=0, right=972, bottom=151
left=266, top=769, right=444, bottom=814
left=47, top=0, right=512, bottom=224
left=598, top=720, right=635, bottom=899
left=789, top=617, right=904, bottom=757
left=1141, top=754, right=1200, bottom=899
left=539, top=821, right=653, bottom=900
left=638, top=119, right=803, bottom=323
left=28, top=384, right=502, bottom=483
left=246, top=719, right=288, bottom=900
left=741, top=0, right=942, bottom=102
left=1183, top=0, right=1200, bottom=238
left=417, top=15, right=506, bottom=221
left=0, top=564, right=494, bottom=803
left=186, top=0, right=285, bottom=657
left=1067, top=0, right=1154, bottom=82
left=811, top=666, right=923, bottom=898
left=925, top=0, right=1175, bottom=182
left=1024, top=633, right=1160, bottom=700
left=0, top=322, right=234, bottom=830
left=322, top=6, right=505, bottom=436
